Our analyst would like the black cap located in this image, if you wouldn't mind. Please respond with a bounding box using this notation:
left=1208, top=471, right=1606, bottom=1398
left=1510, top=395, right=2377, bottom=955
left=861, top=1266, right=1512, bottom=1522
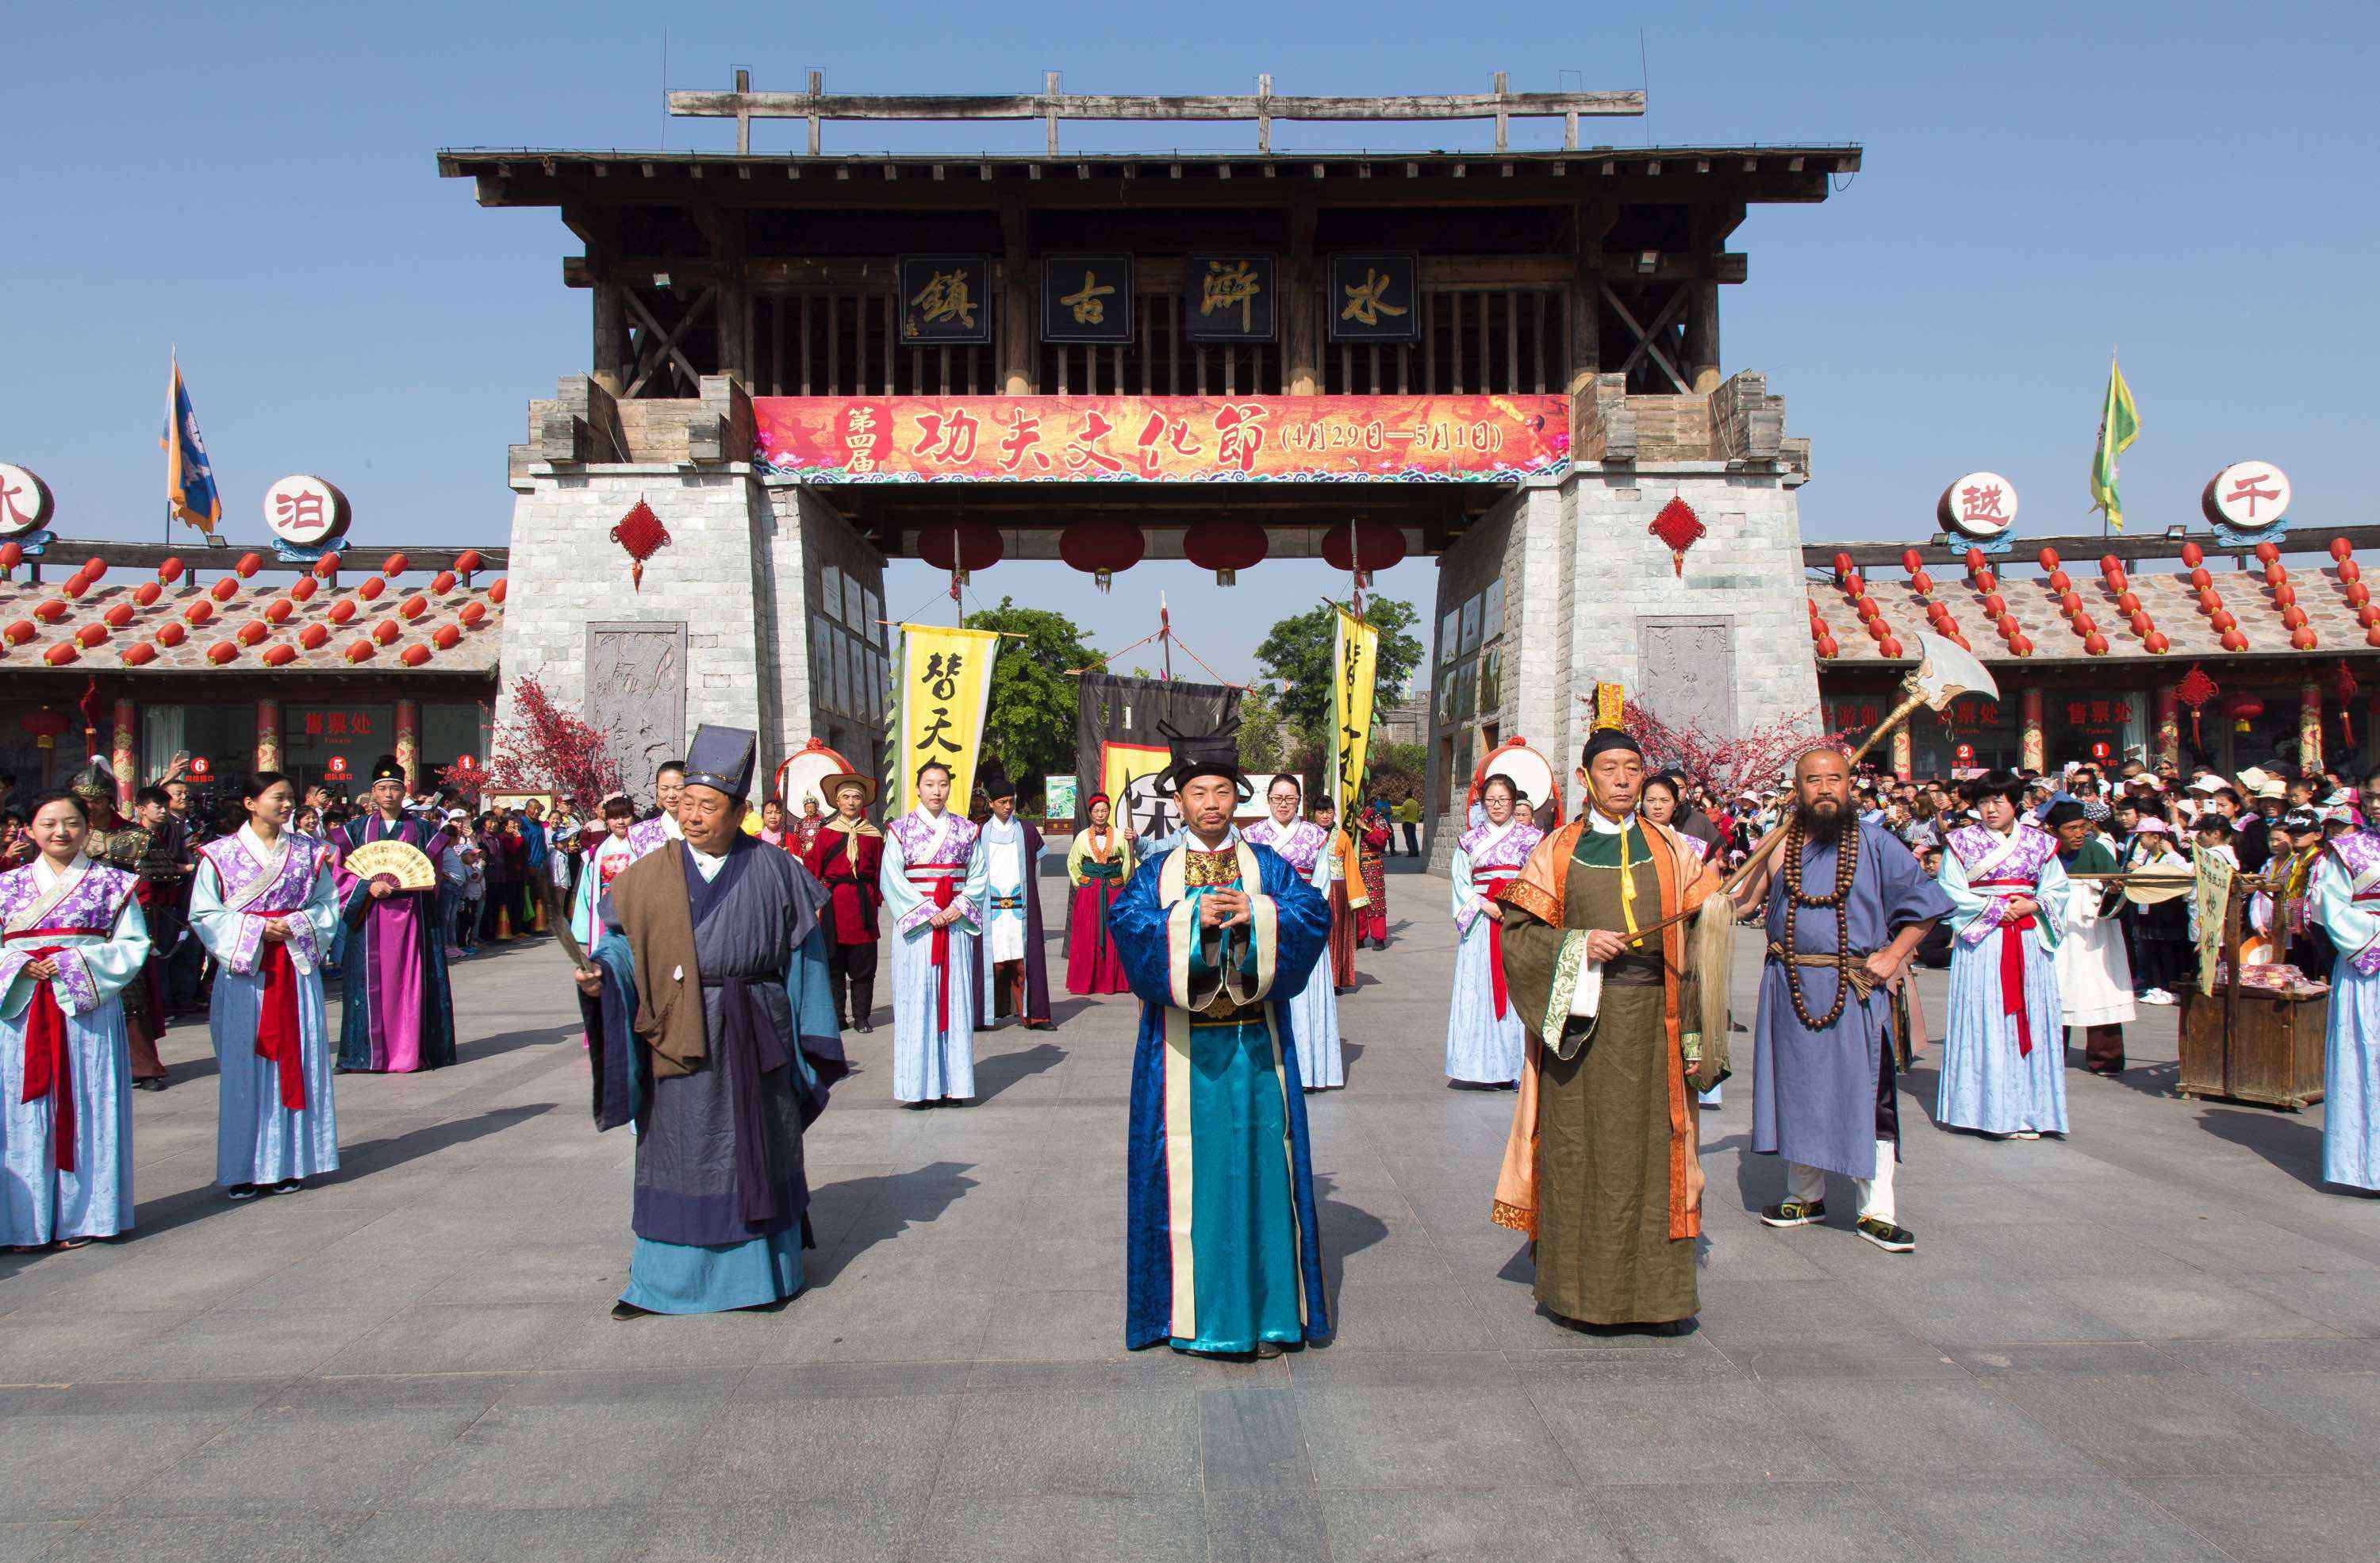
left=1581, top=727, right=1643, bottom=764
left=682, top=724, right=756, bottom=801
left=978, top=766, right=1016, bottom=802
left=370, top=755, right=406, bottom=784
left=1157, top=719, right=1250, bottom=798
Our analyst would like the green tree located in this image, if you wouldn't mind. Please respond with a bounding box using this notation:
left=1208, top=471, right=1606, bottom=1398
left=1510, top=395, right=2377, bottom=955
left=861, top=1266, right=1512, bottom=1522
left=1252, top=597, right=1425, bottom=752
left=1237, top=682, right=1288, bottom=770
left=963, top=597, right=1100, bottom=806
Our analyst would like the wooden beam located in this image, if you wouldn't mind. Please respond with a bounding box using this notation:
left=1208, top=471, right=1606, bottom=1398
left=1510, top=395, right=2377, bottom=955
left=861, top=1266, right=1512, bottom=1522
left=664, top=83, right=1648, bottom=131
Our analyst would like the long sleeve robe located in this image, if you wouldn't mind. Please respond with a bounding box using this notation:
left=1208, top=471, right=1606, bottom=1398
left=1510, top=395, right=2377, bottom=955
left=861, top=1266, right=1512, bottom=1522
left=1490, top=814, right=1725, bottom=1327
left=1242, top=819, right=1345, bottom=1089
left=879, top=808, right=987, bottom=1101
left=582, top=835, right=845, bottom=1312
left=2311, top=835, right=2380, bottom=1189
left=0, top=857, right=151, bottom=1244
left=1111, top=837, right=1334, bottom=1354
left=1750, top=825, right=1952, bottom=1181
left=1064, top=825, right=1134, bottom=995
left=332, top=813, right=457, bottom=1073
left=1443, top=818, right=1544, bottom=1086
left=972, top=816, right=1052, bottom=1023
left=1936, top=823, right=2071, bottom=1136
left=190, top=828, right=343, bottom=1188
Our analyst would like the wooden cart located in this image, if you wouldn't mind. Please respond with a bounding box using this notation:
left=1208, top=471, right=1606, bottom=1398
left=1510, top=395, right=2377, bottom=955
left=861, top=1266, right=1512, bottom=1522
left=2176, top=873, right=2327, bottom=1111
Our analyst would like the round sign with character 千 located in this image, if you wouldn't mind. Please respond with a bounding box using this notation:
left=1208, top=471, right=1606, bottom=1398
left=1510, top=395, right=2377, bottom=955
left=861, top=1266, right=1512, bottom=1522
left=2202, top=462, right=2290, bottom=532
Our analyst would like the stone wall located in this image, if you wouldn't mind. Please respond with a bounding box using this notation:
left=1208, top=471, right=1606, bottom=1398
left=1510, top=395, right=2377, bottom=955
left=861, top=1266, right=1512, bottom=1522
left=499, top=376, right=888, bottom=799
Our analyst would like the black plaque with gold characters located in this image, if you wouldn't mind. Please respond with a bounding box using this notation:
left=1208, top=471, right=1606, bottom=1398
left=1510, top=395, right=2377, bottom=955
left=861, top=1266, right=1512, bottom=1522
left=1184, top=255, right=1276, bottom=343
left=899, top=254, right=993, bottom=344
left=1326, top=252, right=1421, bottom=344
left=1041, top=255, right=1134, bottom=344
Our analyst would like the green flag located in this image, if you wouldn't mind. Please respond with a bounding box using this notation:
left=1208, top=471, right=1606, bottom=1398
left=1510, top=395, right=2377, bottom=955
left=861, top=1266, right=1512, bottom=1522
left=2090, top=352, right=2142, bottom=531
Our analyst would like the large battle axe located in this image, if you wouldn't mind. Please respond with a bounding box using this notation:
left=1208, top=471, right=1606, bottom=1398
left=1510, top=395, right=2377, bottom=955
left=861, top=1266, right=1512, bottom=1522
left=1622, top=631, right=2000, bottom=942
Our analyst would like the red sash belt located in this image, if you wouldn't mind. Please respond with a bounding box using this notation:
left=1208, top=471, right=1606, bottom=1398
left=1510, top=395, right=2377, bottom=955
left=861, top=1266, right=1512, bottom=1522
left=9, top=927, right=106, bottom=1171
left=1476, top=875, right=1517, bottom=1018
left=1972, top=878, right=2038, bottom=1058
left=256, top=937, right=307, bottom=1111
left=912, top=865, right=963, bottom=1031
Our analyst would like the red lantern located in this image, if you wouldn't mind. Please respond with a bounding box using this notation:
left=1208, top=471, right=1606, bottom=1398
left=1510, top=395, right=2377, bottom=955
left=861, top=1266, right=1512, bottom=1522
left=433, top=624, right=462, bottom=651
left=261, top=643, right=296, bottom=667
left=1964, top=547, right=1986, bottom=574
left=382, top=552, right=409, bottom=577
left=345, top=638, right=374, bottom=662
left=357, top=576, right=386, bottom=602
left=401, top=644, right=432, bottom=666
left=2117, top=590, right=2140, bottom=615
left=454, top=548, right=484, bottom=577
left=2282, top=605, right=2308, bottom=631
left=1057, top=523, right=1144, bottom=593
left=371, top=618, right=401, bottom=646
left=1900, top=547, right=1923, bottom=573
left=21, top=709, right=68, bottom=747
left=2342, top=562, right=2363, bottom=586
left=2189, top=567, right=2213, bottom=591
left=2274, top=582, right=2297, bottom=609
left=2048, top=569, right=2072, bottom=594
left=182, top=599, right=213, bottom=626
left=159, top=556, right=186, bottom=584
left=1321, top=520, right=1411, bottom=581
left=1878, top=636, right=1903, bottom=658
left=1843, top=571, right=1866, bottom=598
left=328, top=599, right=356, bottom=625
left=2083, top=632, right=2109, bottom=655
left=432, top=570, right=458, bottom=594
left=2144, top=632, right=2169, bottom=654
left=2182, top=540, right=2205, bottom=568
left=2331, top=537, right=2354, bottom=563
left=264, top=598, right=293, bottom=624
left=235, top=552, right=262, bottom=578
left=1911, top=570, right=1935, bottom=595
left=916, top=522, right=1004, bottom=587
left=1832, top=551, right=1853, bottom=579
left=155, top=622, right=186, bottom=649
left=459, top=601, right=487, bottom=629
left=312, top=552, right=342, bottom=579
left=489, top=578, right=508, bottom=605
left=2291, top=627, right=2319, bottom=651
left=236, top=620, right=269, bottom=646
left=102, top=603, right=132, bottom=629
left=2037, top=546, right=2061, bottom=571
left=2211, top=609, right=2236, bottom=634
left=298, top=624, right=328, bottom=651
left=132, top=582, right=160, bottom=608
left=119, top=643, right=156, bottom=667
left=206, top=641, right=238, bottom=665
left=2254, top=540, right=2281, bottom=566
left=400, top=593, right=429, bottom=620
left=2059, top=591, right=2083, bottom=617
left=209, top=575, right=237, bottom=602
left=1814, top=634, right=1838, bottom=659
left=290, top=576, right=318, bottom=603
left=1973, top=569, right=1997, bottom=594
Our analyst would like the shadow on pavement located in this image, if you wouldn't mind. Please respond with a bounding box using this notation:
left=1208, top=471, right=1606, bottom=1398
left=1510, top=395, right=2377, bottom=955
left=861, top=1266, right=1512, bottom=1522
left=804, top=1160, right=981, bottom=1282
left=2197, top=1104, right=2328, bottom=1190
left=1315, top=1173, right=1388, bottom=1323
left=973, top=1041, right=1065, bottom=1102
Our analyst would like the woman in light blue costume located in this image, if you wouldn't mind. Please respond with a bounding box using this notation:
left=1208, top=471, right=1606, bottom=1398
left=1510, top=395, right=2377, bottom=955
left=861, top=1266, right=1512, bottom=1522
left=2308, top=771, right=2380, bottom=1191
left=0, top=789, right=152, bottom=1249
left=1443, top=774, right=1541, bottom=1086
left=1936, top=770, right=2071, bottom=1139
left=1242, top=774, right=1343, bottom=1090
left=190, top=772, right=343, bottom=1200
left=879, top=760, right=988, bottom=1104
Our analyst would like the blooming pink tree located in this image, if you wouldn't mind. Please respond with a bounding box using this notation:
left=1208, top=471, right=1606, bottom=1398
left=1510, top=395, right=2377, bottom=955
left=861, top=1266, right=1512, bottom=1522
left=486, top=677, right=623, bottom=810
left=1619, top=698, right=1823, bottom=800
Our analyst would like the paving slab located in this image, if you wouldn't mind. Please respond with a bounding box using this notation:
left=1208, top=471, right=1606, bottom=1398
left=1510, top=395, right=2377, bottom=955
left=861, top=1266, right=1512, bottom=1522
left=8, top=863, right=2380, bottom=1559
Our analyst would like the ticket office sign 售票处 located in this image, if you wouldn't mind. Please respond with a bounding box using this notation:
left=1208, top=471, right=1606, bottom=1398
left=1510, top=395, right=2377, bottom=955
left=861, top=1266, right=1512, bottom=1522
left=754, top=394, right=1570, bottom=484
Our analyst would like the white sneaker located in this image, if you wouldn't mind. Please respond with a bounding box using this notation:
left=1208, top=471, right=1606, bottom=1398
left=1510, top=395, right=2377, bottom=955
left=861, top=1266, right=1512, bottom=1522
left=2140, top=988, right=2175, bottom=1005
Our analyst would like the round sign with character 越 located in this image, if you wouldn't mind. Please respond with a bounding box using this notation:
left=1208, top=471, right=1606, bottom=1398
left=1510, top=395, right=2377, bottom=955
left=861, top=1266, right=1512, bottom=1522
left=1937, top=471, right=2018, bottom=543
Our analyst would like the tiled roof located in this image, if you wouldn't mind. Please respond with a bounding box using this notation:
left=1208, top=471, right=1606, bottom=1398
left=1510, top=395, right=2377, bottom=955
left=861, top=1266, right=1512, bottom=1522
left=0, top=550, right=505, bottom=674
left=1808, top=538, right=2378, bottom=669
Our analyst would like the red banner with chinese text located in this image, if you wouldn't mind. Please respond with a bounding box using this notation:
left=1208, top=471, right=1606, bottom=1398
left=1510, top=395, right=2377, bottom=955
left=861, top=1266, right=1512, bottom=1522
left=752, top=394, right=1570, bottom=484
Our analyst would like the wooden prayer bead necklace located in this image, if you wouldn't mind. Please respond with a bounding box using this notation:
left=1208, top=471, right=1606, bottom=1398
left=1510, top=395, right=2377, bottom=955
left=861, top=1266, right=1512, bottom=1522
left=1779, top=816, right=1862, bottom=1031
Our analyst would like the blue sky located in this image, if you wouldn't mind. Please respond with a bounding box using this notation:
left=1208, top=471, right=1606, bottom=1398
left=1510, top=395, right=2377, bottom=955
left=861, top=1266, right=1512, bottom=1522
left=8, top=2, right=2373, bottom=681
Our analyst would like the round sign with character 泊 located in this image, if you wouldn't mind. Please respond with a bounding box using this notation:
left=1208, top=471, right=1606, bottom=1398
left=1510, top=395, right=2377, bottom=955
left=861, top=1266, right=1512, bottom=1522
left=263, top=474, right=353, bottom=548
left=1937, top=471, right=2017, bottom=542
left=2202, top=462, right=2290, bottom=532
left=0, top=462, right=56, bottom=538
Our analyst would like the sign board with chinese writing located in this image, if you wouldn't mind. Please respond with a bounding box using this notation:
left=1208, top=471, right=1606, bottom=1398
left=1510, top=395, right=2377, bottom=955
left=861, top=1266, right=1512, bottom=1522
left=1327, top=252, right=1421, bottom=344
left=1044, top=774, right=1080, bottom=823
left=898, top=255, right=992, bottom=344
left=263, top=474, right=352, bottom=551
left=1937, top=471, right=2017, bottom=547
left=754, top=394, right=1568, bottom=484
left=0, top=462, right=56, bottom=539
left=1042, top=255, right=1134, bottom=344
left=2202, top=461, right=2290, bottom=534
left=1184, top=255, right=1276, bottom=343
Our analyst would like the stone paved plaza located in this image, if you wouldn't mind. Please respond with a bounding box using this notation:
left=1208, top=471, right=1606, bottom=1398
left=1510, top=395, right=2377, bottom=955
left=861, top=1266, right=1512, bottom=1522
left=7, top=862, right=2380, bottom=1563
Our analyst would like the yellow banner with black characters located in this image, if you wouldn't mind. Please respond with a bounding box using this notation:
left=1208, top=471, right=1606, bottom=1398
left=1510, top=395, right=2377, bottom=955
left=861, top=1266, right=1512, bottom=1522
left=891, top=624, right=1000, bottom=816
left=1330, top=606, right=1380, bottom=816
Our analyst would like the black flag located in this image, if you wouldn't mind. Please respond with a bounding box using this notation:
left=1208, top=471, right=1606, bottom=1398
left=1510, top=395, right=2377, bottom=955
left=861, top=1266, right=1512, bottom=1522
left=1074, top=673, right=1242, bottom=839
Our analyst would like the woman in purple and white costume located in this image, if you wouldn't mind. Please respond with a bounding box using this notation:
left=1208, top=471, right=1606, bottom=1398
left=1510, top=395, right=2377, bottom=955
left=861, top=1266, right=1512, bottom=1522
left=878, top=761, right=988, bottom=1104
left=190, top=773, right=342, bottom=1200
left=1244, top=774, right=1345, bottom=1091
left=1936, top=770, right=2071, bottom=1140
left=1443, top=774, right=1542, bottom=1087
left=0, top=790, right=151, bottom=1249
left=2309, top=767, right=2380, bottom=1191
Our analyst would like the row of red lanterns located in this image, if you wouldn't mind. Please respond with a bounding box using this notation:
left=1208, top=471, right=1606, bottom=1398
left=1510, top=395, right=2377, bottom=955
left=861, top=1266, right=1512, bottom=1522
left=917, top=520, right=1407, bottom=592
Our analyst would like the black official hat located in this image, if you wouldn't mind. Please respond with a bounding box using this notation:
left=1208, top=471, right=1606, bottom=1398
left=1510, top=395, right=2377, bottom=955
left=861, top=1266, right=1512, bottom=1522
left=1156, top=718, right=1250, bottom=798
left=682, top=725, right=756, bottom=801
left=369, top=755, right=406, bottom=785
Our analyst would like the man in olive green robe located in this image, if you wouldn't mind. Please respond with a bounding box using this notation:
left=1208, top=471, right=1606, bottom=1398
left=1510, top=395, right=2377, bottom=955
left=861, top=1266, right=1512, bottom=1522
left=1490, top=720, right=1730, bottom=1328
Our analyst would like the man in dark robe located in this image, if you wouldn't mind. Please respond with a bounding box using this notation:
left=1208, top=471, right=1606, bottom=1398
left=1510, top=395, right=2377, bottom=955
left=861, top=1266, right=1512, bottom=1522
left=1738, top=746, right=1949, bottom=1253
left=333, top=756, right=457, bottom=1073
left=971, top=769, right=1054, bottom=1030
left=800, top=771, right=884, bottom=1032
left=1109, top=724, right=1334, bottom=1354
left=576, top=725, right=845, bottom=1318
left=1490, top=693, right=1729, bottom=1330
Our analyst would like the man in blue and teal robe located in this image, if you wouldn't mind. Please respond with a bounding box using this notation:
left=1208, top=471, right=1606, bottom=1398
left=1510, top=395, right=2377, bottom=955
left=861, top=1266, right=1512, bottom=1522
left=576, top=724, right=846, bottom=1318
left=1108, top=727, right=1334, bottom=1357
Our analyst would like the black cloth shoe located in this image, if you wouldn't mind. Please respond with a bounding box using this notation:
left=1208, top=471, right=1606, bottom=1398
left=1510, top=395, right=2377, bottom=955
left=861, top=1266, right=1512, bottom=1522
left=226, top=1184, right=261, bottom=1202
left=1856, top=1216, right=1916, bottom=1253
left=1760, top=1198, right=1825, bottom=1228
left=610, top=1300, right=656, bottom=1320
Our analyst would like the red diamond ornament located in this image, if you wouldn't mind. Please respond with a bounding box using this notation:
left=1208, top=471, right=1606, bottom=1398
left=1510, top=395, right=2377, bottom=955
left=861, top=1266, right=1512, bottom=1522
left=1649, top=497, right=1706, bottom=578
left=610, top=497, right=672, bottom=592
